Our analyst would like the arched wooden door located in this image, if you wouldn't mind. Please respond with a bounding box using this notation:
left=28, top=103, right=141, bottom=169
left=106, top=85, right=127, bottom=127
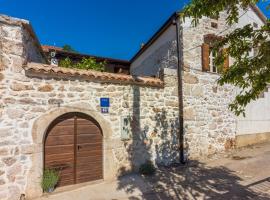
left=44, top=113, right=103, bottom=187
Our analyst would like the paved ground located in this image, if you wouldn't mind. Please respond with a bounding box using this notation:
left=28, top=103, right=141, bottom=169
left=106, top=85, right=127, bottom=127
left=36, top=142, right=270, bottom=200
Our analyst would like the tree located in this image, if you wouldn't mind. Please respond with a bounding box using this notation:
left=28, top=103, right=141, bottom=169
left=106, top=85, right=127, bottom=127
left=62, top=44, right=76, bottom=52
left=180, top=0, right=270, bottom=116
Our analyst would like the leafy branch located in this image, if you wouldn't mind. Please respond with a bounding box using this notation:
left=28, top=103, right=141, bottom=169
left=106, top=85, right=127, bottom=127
left=181, top=0, right=270, bottom=116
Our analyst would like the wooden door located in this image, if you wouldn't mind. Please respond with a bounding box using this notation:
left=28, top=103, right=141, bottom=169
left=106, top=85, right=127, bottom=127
left=76, top=114, right=103, bottom=183
left=44, top=113, right=103, bottom=187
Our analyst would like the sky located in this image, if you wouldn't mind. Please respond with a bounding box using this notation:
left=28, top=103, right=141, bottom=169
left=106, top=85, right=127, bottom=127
left=0, top=0, right=269, bottom=61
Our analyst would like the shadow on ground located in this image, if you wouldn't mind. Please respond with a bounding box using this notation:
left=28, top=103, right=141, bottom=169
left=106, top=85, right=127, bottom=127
left=116, top=85, right=269, bottom=200
left=117, top=160, right=269, bottom=200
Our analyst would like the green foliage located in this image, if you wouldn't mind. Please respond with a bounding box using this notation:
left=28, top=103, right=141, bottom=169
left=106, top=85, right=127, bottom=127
left=76, top=57, right=105, bottom=71
left=180, top=0, right=261, bottom=26
left=181, top=0, right=270, bottom=116
left=62, top=44, right=76, bottom=52
left=41, top=169, right=59, bottom=192
left=213, top=23, right=270, bottom=116
left=139, top=160, right=156, bottom=176
left=59, top=57, right=72, bottom=68
left=59, top=57, right=105, bottom=72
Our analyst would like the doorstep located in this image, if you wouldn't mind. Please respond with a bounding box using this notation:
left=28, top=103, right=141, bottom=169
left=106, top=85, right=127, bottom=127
left=30, top=174, right=149, bottom=200
left=31, top=179, right=104, bottom=200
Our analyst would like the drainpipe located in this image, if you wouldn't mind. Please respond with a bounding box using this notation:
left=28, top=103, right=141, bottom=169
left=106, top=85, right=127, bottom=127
left=173, top=16, right=185, bottom=164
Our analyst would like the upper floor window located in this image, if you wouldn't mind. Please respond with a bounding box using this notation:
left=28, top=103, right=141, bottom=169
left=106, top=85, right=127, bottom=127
left=211, top=22, right=218, bottom=29
left=209, top=48, right=218, bottom=73
left=202, top=34, right=229, bottom=73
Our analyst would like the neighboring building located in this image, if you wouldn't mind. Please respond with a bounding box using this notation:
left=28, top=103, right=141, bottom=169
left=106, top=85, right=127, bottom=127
left=42, top=45, right=130, bottom=74
left=0, top=5, right=269, bottom=200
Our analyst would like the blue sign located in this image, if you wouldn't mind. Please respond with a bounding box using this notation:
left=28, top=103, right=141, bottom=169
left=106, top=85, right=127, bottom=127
left=100, top=98, right=110, bottom=107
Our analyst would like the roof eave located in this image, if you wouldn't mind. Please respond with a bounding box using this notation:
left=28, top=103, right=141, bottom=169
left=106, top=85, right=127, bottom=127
left=130, top=12, right=179, bottom=63
left=250, top=4, right=268, bottom=24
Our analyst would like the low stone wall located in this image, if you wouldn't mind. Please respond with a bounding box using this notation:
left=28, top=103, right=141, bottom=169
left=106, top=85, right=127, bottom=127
left=1, top=63, right=180, bottom=199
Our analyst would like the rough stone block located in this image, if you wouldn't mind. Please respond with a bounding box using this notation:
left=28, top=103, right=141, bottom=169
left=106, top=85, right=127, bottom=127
left=10, top=83, right=33, bottom=91
left=38, top=84, right=53, bottom=92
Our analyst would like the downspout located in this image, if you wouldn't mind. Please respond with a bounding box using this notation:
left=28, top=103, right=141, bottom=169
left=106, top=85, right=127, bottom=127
left=173, top=16, right=185, bottom=164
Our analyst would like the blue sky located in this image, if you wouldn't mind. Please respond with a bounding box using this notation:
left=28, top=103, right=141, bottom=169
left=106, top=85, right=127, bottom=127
left=0, top=0, right=269, bottom=60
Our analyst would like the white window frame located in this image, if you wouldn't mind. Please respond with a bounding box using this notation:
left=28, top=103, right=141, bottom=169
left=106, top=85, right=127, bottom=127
left=209, top=50, right=218, bottom=73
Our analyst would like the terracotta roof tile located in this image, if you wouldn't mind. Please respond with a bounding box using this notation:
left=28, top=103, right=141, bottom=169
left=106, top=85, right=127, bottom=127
left=42, top=45, right=63, bottom=53
left=24, top=62, right=164, bottom=87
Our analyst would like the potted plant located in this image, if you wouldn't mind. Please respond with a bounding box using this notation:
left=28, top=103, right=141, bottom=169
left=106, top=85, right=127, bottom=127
left=139, top=160, right=156, bottom=176
left=41, top=169, right=59, bottom=193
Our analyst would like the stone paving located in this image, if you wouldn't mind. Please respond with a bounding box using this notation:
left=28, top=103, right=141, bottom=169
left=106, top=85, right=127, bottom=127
left=35, top=142, right=270, bottom=200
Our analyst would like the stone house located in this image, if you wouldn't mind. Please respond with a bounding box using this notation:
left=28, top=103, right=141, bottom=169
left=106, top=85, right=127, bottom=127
left=0, top=5, right=269, bottom=200
left=130, top=5, right=270, bottom=154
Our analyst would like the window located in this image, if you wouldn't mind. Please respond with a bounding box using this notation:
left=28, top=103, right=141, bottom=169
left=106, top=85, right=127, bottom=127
left=209, top=49, right=218, bottom=73
left=211, top=22, right=218, bottom=29
left=202, top=34, right=229, bottom=73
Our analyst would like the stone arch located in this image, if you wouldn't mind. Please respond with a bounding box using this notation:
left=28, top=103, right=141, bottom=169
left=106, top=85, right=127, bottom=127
left=25, top=103, right=115, bottom=199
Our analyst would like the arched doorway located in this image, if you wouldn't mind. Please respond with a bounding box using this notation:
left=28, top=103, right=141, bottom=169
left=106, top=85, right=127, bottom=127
left=44, top=112, right=103, bottom=187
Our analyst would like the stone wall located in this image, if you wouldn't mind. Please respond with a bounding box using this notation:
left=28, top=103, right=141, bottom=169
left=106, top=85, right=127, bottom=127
left=130, top=13, right=238, bottom=157
left=181, top=12, right=238, bottom=157
left=183, top=68, right=237, bottom=157
left=0, top=16, right=179, bottom=199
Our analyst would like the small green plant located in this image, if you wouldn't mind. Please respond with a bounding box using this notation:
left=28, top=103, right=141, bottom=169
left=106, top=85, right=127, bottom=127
left=59, top=57, right=72, bottom=68
left=41, top=169, right=59, bottom=193
left=76, top=57, right=105, bottom=72
left=139, top=160, right=156, bottom=176
left=59, top=57, right=105, bottom=72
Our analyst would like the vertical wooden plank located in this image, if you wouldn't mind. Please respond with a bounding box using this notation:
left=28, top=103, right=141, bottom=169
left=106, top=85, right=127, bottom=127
left=202, top=43, right=210, bottom=72
left=44, top=114, right=75, bottom=187
left=76, top=117, right=103, bottom=183
left=74, top=116, right=77, bottom=184
left=223, top=48, right=229, bottom=71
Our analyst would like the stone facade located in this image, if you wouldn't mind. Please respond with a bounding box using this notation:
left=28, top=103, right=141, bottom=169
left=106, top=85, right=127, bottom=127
left=130, top=12, right=240, bottom=158
left=130, top=7, right=267, bottom=158
left=183, top=68, right=237, bottom=157
left=0, top=16, right=179, bottom=199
